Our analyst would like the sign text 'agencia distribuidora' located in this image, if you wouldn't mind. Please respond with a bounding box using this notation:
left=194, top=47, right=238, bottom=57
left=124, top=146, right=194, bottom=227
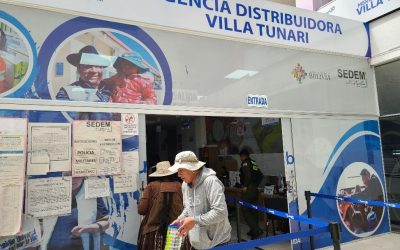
left=165, top=0, right=343, bottom=44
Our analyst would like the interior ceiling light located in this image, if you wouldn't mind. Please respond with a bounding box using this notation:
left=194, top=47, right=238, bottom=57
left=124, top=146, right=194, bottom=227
left=224, top=69, right=258, bottom=79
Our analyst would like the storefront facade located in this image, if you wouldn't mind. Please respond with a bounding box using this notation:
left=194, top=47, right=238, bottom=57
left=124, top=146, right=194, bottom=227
left=370, top=9, right=400, bottom=232
left=319, top=0, right=400, bottom=233
left=0, top=0, right=391, bottom=249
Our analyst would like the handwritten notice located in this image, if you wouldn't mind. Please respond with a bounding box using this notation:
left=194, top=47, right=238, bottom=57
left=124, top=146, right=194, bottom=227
left=84, top=178, right=111, bottom=199
left=27, top=150, right=50, bottom=176
left=0, top=118, right=27, bottom=236
left=72, top=121, right=122, bottom=177
left=0, top=180, right=24, bottom=237
left=121, top=151, right=139, bottom=174
left=113, top=151, right=139, bottom=194
left=113, top=174, right=137, bottom=194
left=121, top=113, right=139, bottom=136
left=27, top=177, right=72, bottom=218
left=28, top=123, right=71, bottom=173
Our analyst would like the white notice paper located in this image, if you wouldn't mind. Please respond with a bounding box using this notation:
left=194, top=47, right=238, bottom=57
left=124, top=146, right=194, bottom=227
left=27, top=177, right=72, bottom=218
left=0, top=118, right=27, bottom=236
left=113, top=151, right=139, bottom=194
left=0, top=134, right=25, bottom=152
left=73, top=121, right=122, bottom=177
left=84, top=178, right=111, bottom=199
left=113, top=174, right=137, bottom=194
left=121, top=151, right=139, bottom=174
left=0, top=180, right=24, bottom=236
left=28, top=123, right=71, bottom=174
left=27, top=150, right=50, bottom=176
left=121, top=113, right=139, bottom=136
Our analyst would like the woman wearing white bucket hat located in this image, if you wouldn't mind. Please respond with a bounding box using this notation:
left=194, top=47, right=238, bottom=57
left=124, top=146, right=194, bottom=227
left=170, top=151, right=231, bottom=249
left=137, top=161, right=191, bottom=250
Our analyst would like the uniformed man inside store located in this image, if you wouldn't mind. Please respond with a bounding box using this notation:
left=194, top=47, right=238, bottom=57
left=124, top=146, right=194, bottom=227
left=239, top=149, right=264, bottom=239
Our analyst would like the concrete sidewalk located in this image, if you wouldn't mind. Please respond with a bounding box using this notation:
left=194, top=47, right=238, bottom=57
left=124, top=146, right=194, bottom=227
left=229, top=215, right=400, bottom=249
left=256, top=232, right=400, bottom=250
left=323, top=233, right=400, bottom=250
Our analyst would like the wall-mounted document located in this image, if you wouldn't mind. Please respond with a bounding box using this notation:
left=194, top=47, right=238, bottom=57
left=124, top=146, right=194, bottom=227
left=121, top=113, right=139, bottom=136
left=72, top=121, right=122, bottom=177
left=121, top=151, right=139, bottom=174
left=84, top=177, right=111, bottom=199
left=28, top=123, right=71, bottom=174
left=113, top=174, right=137, bottom=194
left=113, top=151, right=139, bottom=194
left=27, top=177, right=72, bottom=218
left=27, top=150, right=50, bottom=176
left=0, top=118, right=27, bottom=236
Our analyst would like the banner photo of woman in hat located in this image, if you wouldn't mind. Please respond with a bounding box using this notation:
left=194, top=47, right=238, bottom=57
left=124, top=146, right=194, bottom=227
left=101, top=52, right=157, bottom=104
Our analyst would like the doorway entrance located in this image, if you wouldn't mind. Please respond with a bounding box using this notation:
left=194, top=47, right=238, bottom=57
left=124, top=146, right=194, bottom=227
left=145, top=115, right=290, bottom=238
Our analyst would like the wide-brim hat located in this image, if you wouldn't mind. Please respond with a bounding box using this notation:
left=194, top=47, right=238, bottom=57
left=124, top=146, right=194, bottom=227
left=149, top=161, right=176, bottom=177
left=113, top=52, right=149, bottom=73
left=169, top=151, right=205, bottom=172
left=67, top=45, right=111, bottom=67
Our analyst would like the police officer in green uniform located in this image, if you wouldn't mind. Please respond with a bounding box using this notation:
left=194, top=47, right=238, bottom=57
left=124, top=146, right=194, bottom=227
left=239, top=149, right=264, bottom=239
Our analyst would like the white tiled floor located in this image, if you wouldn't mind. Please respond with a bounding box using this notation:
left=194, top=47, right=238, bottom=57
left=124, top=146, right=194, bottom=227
left=229, top=218, right=291, bottom=250
left=229, top=216, right=400, bottom=250
left=322, top=233, right=400, bottom=250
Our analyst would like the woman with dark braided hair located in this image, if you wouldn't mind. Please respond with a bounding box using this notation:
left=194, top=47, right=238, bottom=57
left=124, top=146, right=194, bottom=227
left=137, top=161, right=191, bottom=250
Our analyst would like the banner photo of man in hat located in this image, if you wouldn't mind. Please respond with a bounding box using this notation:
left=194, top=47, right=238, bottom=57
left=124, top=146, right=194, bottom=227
left=49, top=30, right=165, bottom=114
left=55, top=45, right=113, bottom=103
left=336, top=163, right=385, bottom=237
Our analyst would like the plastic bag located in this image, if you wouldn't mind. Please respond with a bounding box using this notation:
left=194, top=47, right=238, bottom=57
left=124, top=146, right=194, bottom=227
left=164, top=225, right=184, bottom=250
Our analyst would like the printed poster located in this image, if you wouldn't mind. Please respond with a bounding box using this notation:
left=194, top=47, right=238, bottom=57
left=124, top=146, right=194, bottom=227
left=0, top=118, right=27, bottom=237
left=121, top=113, right=139, bottom=136
left=72, top=121, right=122, bottom=177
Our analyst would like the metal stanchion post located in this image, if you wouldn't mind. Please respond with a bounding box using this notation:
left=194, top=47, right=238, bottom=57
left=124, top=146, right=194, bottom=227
left=235, top=199, right=242, bottom=243
left=305, top=191, right=315, bottom=250
left=329, top=222, right=341, bottom=250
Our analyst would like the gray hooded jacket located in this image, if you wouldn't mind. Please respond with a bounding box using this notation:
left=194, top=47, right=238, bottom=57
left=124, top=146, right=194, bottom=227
left=178, top=167, right=231, bottom=249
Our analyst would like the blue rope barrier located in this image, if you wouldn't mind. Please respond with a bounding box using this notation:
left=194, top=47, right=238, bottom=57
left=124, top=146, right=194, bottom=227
left=210, top=226, right=330, bottom=250
left=225, top=197, right=235, bottom=204
left=310, top=192, right=400, bottom=209
left=237, top=200, right=329, bottom=228
left=226, top=197, right=328, bottom=227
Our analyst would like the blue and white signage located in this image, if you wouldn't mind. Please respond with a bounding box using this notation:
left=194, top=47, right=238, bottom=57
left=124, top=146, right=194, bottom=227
left=247, top=94, right=268, bottom=108
left=0, top=4, right=378, bottom=115
left=6, top=0, right=371, bottom=57
left=319, top=0, right=400, bottom=22
left=291, top=119, right=390, bottom=248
